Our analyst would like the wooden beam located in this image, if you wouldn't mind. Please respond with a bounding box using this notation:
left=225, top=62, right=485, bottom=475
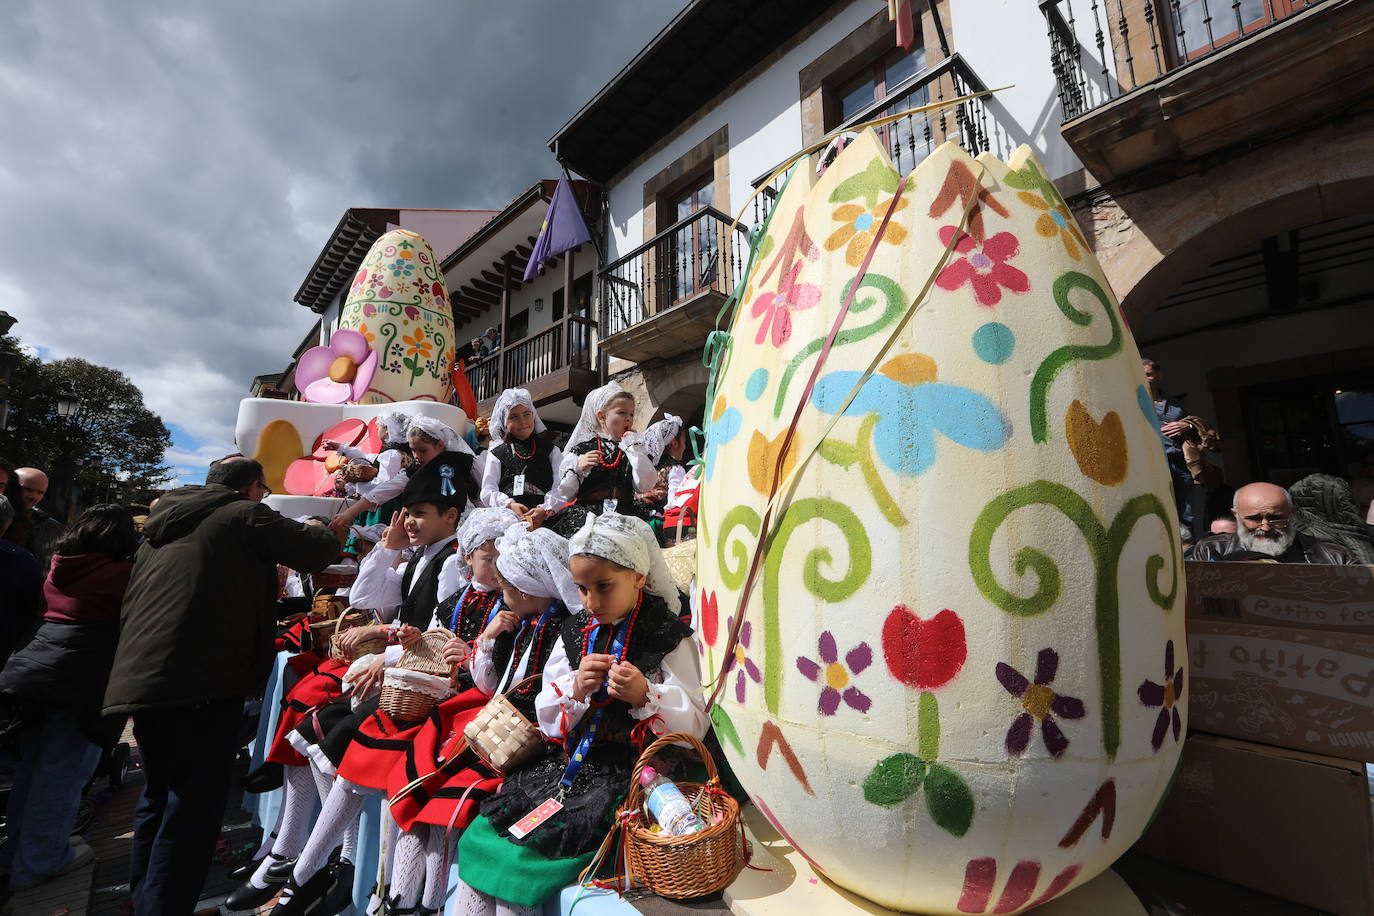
left=480, top=270, right=506, bottom=287
left=448, top=300, right=483, bottom=317
left=514, top=244, right=533, bottom=259
left=470, top=278, right=504, bottom=297
left=453, top=295, right=491, bottom=313
left=459, top=285, right=500, bottom=305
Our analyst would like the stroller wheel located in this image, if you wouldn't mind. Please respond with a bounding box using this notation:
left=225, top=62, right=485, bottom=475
left=108, top=743, right=131, bottom=792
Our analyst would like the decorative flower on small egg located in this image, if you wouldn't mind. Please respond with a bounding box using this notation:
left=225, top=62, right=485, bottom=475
left=934, top=225, right=1029, bottom=307
left=811, top=353, right=1010, bottom=476
left=750, top=260, right=821, bottom=348
left=721, top=616, right=761, bottom=703
left=391, top=257, right=415, bottom=277
left=1138, top=639, right=1185, bottom=752
left=996, top=648, right=1086, bottom=758
left=797, top=631, right=872, bottom=715
left=294, top=329, right=378, bottom=404
left=402, top=328, right=432, bottom=360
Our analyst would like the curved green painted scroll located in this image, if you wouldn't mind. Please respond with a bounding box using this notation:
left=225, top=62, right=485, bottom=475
left=1028, top=271, right=1123, bottom=443
left=969, top=480, right=1178, bottom=759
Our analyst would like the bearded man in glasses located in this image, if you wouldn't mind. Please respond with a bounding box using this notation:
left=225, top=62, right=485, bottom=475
left=1191, top=482, right=1355, bottom=564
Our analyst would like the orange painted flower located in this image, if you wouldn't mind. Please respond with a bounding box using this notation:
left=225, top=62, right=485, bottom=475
left=1018, top=191, right=1087, bottom=260
left=825, top=197, right=909, bottom=267
left=402, top=328, right=432, bottom=360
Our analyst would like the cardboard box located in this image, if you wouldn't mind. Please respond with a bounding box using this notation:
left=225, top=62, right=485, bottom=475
left=1133, top=733, right=1374, bottom=915
left=1186, top=560, right=1374, bottom=634
left=1188, top=618, right=1374, bottom=762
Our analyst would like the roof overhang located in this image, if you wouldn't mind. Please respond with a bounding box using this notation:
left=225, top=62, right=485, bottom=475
left=548, top=0, right=839, bottom=183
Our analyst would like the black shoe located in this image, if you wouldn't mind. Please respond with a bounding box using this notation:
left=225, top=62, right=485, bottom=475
left=265, top=856, right=297, bottom=881
left=268, top=867, right=332, bottom=916
left=225, top=878, right=282, bottom=911
left=243, top=761, right=285, bottom=793
left=316, top=860, right=354, bottom=916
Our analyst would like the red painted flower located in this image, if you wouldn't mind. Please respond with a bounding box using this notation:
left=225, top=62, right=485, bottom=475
left=750, top=260, right=821, bottom=348
left=934, top=225, right=1029, bottom=307
left=699, top=589, right=719, bottom=648
left=881, top=606, right=966, bottom=690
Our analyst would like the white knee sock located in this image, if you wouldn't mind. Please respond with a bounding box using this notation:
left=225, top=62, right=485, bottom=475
left=453, top=877, right=496, bottom=916
left=494, top=897, right=539, bottom=916
left=391, top=827, right=428, bottom=910
left=248, top=766, right=316, bottom=889
left=290, top=779, right=368, bottom=886
left=420, top=827, right=452, bottom=911
left=341, top=811, right=359, bottom=865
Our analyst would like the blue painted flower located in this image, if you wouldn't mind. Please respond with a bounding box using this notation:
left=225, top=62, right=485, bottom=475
left=811, top=354, right=1010, bottom=475
left=704, top=396, right=743, bottom=481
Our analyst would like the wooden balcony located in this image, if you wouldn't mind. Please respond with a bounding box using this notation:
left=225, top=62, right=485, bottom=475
left=1041, top=0, right=1373, bottom=180
left=463, top=314, right=600, bottom=411
left=597, top=207, right=749, bottom=364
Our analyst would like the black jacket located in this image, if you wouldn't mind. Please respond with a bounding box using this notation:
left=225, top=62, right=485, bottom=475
left=1190, top=531, right=1355, bottom=565
left=0, top=620, right=120, bottom=745
left=102, top=485, right=340, bottom=714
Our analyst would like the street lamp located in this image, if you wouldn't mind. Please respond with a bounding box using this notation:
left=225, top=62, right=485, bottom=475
left=56, top=387, right=80, bottom=419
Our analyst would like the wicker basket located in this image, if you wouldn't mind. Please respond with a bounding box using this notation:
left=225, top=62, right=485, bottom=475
left=379, top=628, right=457, bottom=720
left=463, top=676, right=546, bottom=776
left=343, top=463, right=379, bottom=483
left=327, top=611, right=385, bottom=664
left=379, top=669, right=451, bottom=721
left=311, top=564, right=359, bottom=591
left=310, top=594, right=349, bottom=621
left=619, top=732, right=741, bottom=899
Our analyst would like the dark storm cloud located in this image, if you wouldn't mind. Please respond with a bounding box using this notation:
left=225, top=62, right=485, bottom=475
left=0, top=0, right=681, bottom=471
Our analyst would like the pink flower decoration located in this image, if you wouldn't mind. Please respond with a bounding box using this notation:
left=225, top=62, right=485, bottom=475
left=379, top=286, right=393, bottom=299
left=351, top=268, right=367, bottom=293
left=751, top=260, right=821, bottom=348
left=404, top=306, right=420, bottom=320
left=295, top=329, right=378, bottom=403
left=934, top=226, right=1029, bottom=307
left=362, top=303, right=376, bottom=318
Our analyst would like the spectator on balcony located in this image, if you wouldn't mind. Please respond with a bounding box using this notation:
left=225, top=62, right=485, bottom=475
left=481, top=388, right=563, bottom=531
left=484, top=326, right=501, bottom=352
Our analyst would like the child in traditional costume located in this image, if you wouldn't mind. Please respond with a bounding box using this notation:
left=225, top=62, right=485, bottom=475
left=547, top=383, right=658, bottom=539
left=480, top=388, right=563, bottom=531
left=271, top=453, right=470, bottom=916
left=379, top=523, right=578, bottom=914
left=454, top=513, right=707, bottom=915
left=328, top=410, right=414, bottom=541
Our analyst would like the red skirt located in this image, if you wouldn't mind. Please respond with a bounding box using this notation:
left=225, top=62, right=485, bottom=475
left=386, top=688, right=504, bottom=832
left=335, top=693, right=446, bottom=791
left=266, top=658, right=349, bottom=766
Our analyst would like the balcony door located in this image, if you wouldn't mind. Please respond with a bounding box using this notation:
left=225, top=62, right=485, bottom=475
left=668, top=175, right=717, bottom=305
left=1173, top=0, right=1292, bottom=60
left=832, top=45, right=928, bottom=172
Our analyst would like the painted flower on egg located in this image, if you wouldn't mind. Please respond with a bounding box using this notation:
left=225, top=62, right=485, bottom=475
left=295, top=329, right=378, bottom=403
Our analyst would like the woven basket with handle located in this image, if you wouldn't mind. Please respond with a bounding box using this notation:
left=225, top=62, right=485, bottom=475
left=618, top=732, right=741, bottom=899
left=379, top=628, right=457, bottom=720
left=463, top=675, right=547, bottom=776
left=327, top=610, right=385, bottom=664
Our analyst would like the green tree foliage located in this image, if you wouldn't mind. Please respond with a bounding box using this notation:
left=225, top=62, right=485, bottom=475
left=0, top=334, right=171, bottom=512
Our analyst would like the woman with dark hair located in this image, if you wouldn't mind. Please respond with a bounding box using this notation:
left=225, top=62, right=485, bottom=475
left=0, top=504, right=137, bottom=889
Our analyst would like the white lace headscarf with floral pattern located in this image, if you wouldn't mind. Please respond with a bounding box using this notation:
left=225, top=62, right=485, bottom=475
left=569, top=512, right=677, bottom=608
left=406, top=414, right=474, bottom=456
left=489, top=388, right=547, bottom=447
left=565, top=381, right=633, bottom=454
left=494, top=523, right=581, bottom=611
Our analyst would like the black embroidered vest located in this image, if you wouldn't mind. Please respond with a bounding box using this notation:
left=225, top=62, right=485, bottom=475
left=397, top=539, right=460, bottom=628
left=567, top=438, right=636, bottom=509
left=489, top=600, right=571, bottom=720
left=492, top=430, right=556, bottom=509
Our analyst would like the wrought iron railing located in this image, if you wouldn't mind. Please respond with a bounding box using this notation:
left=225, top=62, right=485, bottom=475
left=749, top=54, right=994, bottom=224
left=462, top=313, right=598, bottom=401
left=1042, top=0, right=1325, bottom=121
left=598, top=206, right=750, bottom=339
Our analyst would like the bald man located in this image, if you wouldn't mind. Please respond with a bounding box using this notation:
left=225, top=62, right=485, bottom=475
left=15, top=467, right=64, bottom=573
left=1191, top=482, right=1354, bottom=564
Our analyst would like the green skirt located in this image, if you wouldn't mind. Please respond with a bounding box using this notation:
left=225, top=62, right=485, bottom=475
left=343, top=494, right=402, bottom=555
left=457, top=815, right=595, bottom=908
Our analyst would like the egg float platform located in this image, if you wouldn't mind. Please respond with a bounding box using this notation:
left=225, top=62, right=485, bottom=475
left=694, top=134, right=1184, bottom=914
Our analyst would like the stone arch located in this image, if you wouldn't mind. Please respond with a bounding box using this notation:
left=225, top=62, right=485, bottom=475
left=1068, top=109, right=1374, bottom=327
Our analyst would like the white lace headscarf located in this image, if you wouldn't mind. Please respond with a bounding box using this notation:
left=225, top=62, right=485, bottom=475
left=489, top=388, right=547, bottom=447
left=623, top=413, right=682, bottom=465
left=495, top=523, right=581, bottom=611
left=449, top=506, right=521, bottom=586
left=406, top=414, right=474, bottom=456
left=375, top=410, right=411, bottom=446
left=565, top=382, right=633, bottom=453
left=569, top=512, right=677, bottom=608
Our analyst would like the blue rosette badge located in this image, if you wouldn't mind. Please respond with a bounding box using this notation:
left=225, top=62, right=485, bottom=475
left=439, top=464, right=457, bottom=496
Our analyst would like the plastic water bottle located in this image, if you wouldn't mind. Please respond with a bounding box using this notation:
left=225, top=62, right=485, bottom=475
left=640, top=766, right=706, bottom=835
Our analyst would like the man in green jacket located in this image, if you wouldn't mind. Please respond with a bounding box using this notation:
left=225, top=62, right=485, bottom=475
left=104, top=456, right=339, bottom=915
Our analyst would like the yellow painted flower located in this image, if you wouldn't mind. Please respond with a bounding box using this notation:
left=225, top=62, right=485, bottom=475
left=824, top=197, right=909, bottom=267
left=1017, top=191, right=1088, bottom=260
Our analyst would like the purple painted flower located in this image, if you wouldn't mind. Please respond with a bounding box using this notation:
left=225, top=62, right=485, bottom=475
left=1138, top=640, right=1184, bottom=751
left=721, top=616, right=761, bottom=703
left=404, top=306, right=420, bottom=320
left=797, top=631, right=872, bottom=715
left=996, top=648, right=1086, bottom=758
left=379, top=285, right=394, bottom=299
left=362, top=303, right=377, bottom=318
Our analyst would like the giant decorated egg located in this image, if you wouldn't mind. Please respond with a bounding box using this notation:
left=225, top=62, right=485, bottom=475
left=338, top=229, right=456, bottom=403
left=696, top=135, right=1184, bottom=914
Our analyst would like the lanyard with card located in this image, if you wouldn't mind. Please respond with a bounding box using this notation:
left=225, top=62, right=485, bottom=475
left=508, top=603, right=638, bottom=839
left=513, top=473, right=526, bottom=496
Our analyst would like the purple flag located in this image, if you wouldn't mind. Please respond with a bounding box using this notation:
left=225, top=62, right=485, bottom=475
left=523, top=175, right=593, bottom=282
